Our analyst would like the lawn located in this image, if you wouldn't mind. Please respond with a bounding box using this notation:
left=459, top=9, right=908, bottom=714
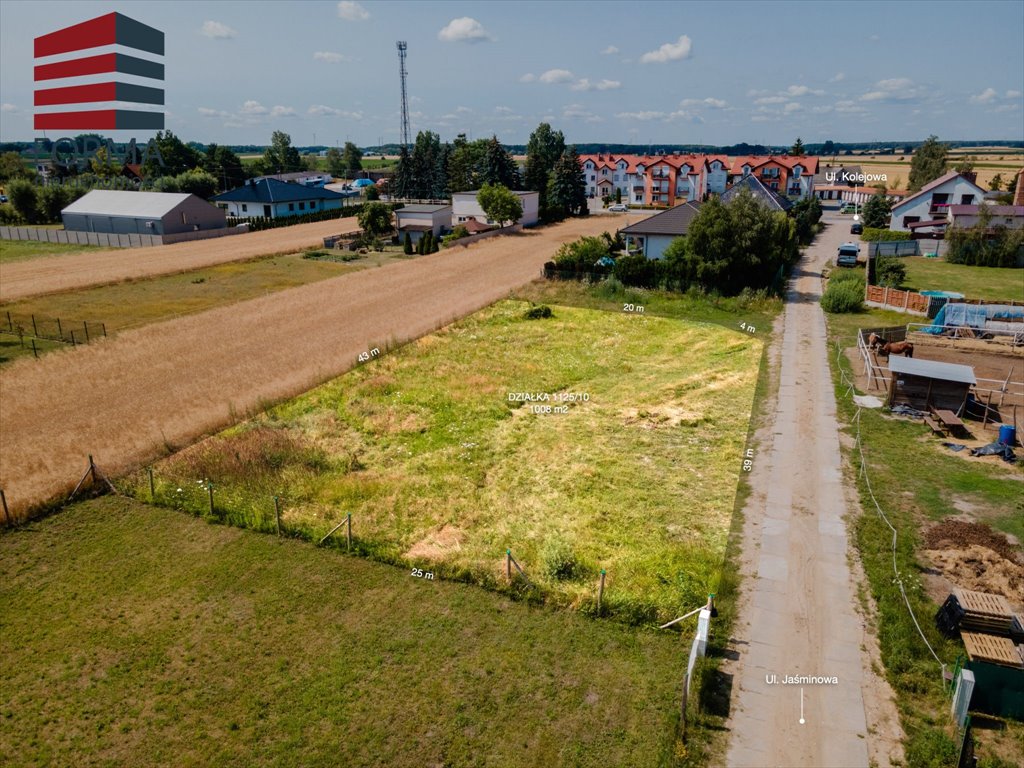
left=0, top=250, right=421, bottom=365
left=0, top=497, right=685, bottom=767
left=0, top=238, right=98, bottom=264
left=825, top=305, right=1023, bottom=768
left=129, top=298, right=763, bottom=624
left=900, top=257, right=1024, bottom=302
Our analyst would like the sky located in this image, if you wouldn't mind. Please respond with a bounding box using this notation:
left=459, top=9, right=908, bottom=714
left=2, top=0, right=1023, bottom=148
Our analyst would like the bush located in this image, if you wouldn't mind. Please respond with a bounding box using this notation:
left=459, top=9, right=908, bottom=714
left=875, top=255, right=907, bottom=287
left=0, top=202, right=20, bottom=224
left=904, top=727, right=957, bottom=768
left=827, top=269, right=866, bottom=286
left=523, top=304, right=552, bottom=319
left=539, top=534, right=578, bottom=581
left=6, top=179, right=40, bottom=224
left=552, top=235, right=611, bottom=275
left=613, top=254, right=662, bottom=288
left=403, top=232, right=413, bottom=254
left=820, top=279, right=864, bottom=313
left=861, top=228, right=912, bottom=242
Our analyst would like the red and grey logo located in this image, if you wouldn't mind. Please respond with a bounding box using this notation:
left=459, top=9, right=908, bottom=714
left=34, top=12, right=164, bottom=131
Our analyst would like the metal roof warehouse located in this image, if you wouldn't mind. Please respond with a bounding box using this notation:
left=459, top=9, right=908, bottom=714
left=61, top=190, right=226, bottom=235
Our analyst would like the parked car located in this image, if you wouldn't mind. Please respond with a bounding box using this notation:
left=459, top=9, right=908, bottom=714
left=0, top=194, right=8, bottom=203
left=836, top=243, right=860, bottom=267
left=608, top=203, right=629, bottom=212
left=850, top=221, right=863, bottom=235
left=839, top=203, right=857, bottom=214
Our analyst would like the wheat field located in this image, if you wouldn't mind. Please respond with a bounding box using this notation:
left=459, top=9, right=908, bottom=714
left=0, top=217, right=615, bottom=519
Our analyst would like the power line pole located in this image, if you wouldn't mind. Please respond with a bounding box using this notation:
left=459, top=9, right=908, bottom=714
left=396, top=41, right=410, bottom=150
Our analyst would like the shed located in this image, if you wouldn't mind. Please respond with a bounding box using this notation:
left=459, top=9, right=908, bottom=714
left=61, top=190, right=226, bottom=235
left=395, top=204, right=451, bottom=243
left=886, top=356, right=976, bottom=412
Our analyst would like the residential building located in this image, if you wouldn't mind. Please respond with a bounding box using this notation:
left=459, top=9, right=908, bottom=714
left=212, top=177, right=348, bottom=219
left=451, top=190, right=539, bottom=227
left=720, top=174, right=793, bottom=211
left=619, top=201, right=702, bottom=260
left=256, top=171, right=331, bottom=187
left=61, top=190, right=225, bottom=235
left=888, top=172, right=986, bottom=233
left=813, top=165, right=863, bottom=200
left=947, top=204, right=1024, bottom=230
left=395, top=204, right=452, bottom=244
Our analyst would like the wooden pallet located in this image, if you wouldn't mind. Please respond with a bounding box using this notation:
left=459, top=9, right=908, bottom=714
left=953, top=588, right=1017, bottom=635
left=961, top=630, right=1024, bottom=668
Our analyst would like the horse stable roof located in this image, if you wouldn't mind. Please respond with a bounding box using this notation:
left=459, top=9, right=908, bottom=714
left=888, top=356, right=976, bottom=385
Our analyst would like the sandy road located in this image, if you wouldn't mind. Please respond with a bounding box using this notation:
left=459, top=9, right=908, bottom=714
left=0, top=217, right=361, bottom=302
left=724, top=214, right=903, bottom=767
left=0, top=216, right=618, bottom=517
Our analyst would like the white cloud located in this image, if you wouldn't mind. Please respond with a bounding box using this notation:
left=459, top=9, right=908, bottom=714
left=493, top=106, right=513, bottom=113
left=640, top=35, right=692, bottom=64
left=1007, top=90, right=1022, bottom=98
left=307, top=105, right=362, bottom=119
left=571, top=78, right=621, bottom=92
left=563, top=103, right=603, bottom=122
left=615, top=110, right=667, bottom=121
left=200, top=20, right=236, bottom=39
left=270, top=105, right=296, bottom=118
left=519, top=73, right=536, bottom=83
left=829, top=72, right=845, bottom=82
left=835, top=100, right=868, bottom=114
left=785, top=84, right=824, bottom=97
left=680, top=97, right=727, bottom=108
left=198, top=107, right=228, bottom=118
left=992, top=103, right=1021, bottom=113
left=241, top=100, right=268, bottom=115
left=667, top=110, right=703, bottom=123
left=457, top=105, right=474, bottom=113
left=755, top=96, right=787, bottom=105
left=1, top=103, right=18, bottom=113
left=860, top=78, right=921, bottom=102
left=539, top=68, right=575, bottom=84
left=313, top=51, right=347, bottom=63
left=602, top=45, right=619, bottom=55
left=337, top=1, right=369, bottom=21
left=438, top=17, right=494, bottom=43
left=783, top=102, right=802, bottom=113
left=971, top=87, right=998, bottom=104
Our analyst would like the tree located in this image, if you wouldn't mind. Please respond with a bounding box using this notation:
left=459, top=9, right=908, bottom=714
left=392, top=146, right=414, bottom=198
left=477, top=183, right=523, bottom=227
left=861, top=192, right=892, bottom=229
left=364, top=185, right=380, bottom=201
left=203, top=144, right=248, bottom=190
left=908, top=135, right=947, bottom=192
left=6, top=179, right=40, bottom=223
left=0, top=151, right=33, bottom=181
left=447, top=134, right=485, bottom=193
left=37, top=184, right=75, bottom=223
left=953, top=156, right=975, bottom=174
left=341, top=142, right=363, bottom=178
left=790, top=196, right=822, bottom=244
left=403, top=232, right=413, bottom=254
left=89, top=145, right=121, bottom=177
left=480, top=136, right=520, bottom=188
left=325, top=147, right=345, bottom=177
left=261, top=130, right=303, bottom=174
left=175, top=168, right=219, bottom=199
left=988, top=173, right=1003, bottom=191
left=548, top=147, right=587, bottom=218
left=790, top=137, right=805, bottom=156
left=357, top=201, right=392, bottom=238
left=141, top=131, right=202, bottom=176
left=524, top=122, right=566, bottom=220
left=874, top=256, right=907, bottom=287
left=821, top=140, right=836, bottom=157
left=615, top=188, right=622, bottom=204
left=410, top=131, right=444, bottom=198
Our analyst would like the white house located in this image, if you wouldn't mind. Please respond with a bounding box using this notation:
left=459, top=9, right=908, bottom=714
left=948, top=204, right=1024, bottom=230
left=888, top=172, right=986, bottom=232
left=451, top=190, right=539, bottom=228
left=619, top=201, right=702, bottom=260
left=212, top=177, right=347, bottom=219
left=395, top=204, right=451, bottom=244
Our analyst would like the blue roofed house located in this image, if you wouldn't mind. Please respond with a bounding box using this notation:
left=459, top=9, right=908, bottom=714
left=212, top=177, right=348, bottom=219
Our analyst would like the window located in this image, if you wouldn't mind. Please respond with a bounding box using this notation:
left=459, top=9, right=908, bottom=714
left=614, top=174, right=619, bottom=181
left=602, top=169, right=608, bottom=176
left=903, top=215, right=920, bottom=228
left=960, top=194, right=974, bottom=204
left=289, top=203, right=295, bottom=212
left=299, top=202, right=306, bottom=210
left=310, top=201, right=316, bottom=209
left=590, top=174, right=595, bottom=180
left=241, top=204, right=247, bottom=212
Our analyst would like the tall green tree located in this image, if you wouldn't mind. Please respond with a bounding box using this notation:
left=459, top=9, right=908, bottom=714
left=392, top=146, right=414, bottom=198
left=988, top=173, right=1003, bottom=191
left=261, top=130, right=303, bottom=174
left=790, top=137, right=805, bottom=156
left=410, top=131, right=443, bottom=198
left=357, top=201, right=393, bottom=238
left=0, top=151, right=33, bottom=181
left=547, top=147, right=587, bottom=218
left=89, top=145, right=121, bottom=177
left=203, top=144, right=247, bottom=190
left=524, top=123, right=566, bottom=220
left=861, top=193, right=892, bottom=229
left=175, top=168, right=219, bottom=199
left=447, top=134, right=486, bottom=193
left=341, top=142, right=363, bottom=177
left=821, top=140, right=836, bottom=156
left=480, top=136, right=520, bottom=189
left=908, top=135, right=948, bottom=192
left=141, top=131, right=203, bottom=176
left=6, top=179, right=41, bottom=223
left=325, top=147, right=345, bottom=177
left=477, top=183, right=523, bottom=227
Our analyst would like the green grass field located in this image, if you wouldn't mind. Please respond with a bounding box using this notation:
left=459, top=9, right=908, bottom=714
left=900, top=257, right=1024, bottom=302
left=825, top=307, right=1023, bottom=767
left=0, top=239, right=98, bottom=264
left=130, top=298, right=763, bottom=623
left=0, top=497, right=686, bottom=767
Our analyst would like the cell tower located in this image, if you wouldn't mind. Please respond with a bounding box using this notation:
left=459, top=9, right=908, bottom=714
left=396, top=41, right=410, bottom=149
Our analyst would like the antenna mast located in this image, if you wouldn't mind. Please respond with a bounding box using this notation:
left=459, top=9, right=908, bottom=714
left=396, top=41, right=410, bottom=149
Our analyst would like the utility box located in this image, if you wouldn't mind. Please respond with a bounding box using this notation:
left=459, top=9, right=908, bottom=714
left=951, top=669, right=975, bottom=728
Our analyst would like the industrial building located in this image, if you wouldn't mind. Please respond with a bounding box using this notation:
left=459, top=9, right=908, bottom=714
left=61, top=190, right=226, bottom=235
left=451, top=190, right=539, bottom=228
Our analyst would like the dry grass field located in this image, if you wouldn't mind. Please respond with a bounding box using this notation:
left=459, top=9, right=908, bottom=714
left=0, top=216, right=362, bottom=302
left=815, top=152, right=1023, bottom=190
left=0, top=217, right=614, bottom=519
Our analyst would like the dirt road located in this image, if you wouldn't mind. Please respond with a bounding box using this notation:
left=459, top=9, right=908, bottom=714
left=0, top=217, right=361, bottom=302
left=724, top=214, right=903, bottom=767
left=0, top=217, right=613, bottom=517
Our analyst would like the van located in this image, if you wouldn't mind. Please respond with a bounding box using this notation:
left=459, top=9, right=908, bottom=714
left=836, top=243, right=859, bottom=267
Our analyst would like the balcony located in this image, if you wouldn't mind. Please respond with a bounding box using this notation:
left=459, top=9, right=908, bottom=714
left=929, top=203, right=950, bottom=215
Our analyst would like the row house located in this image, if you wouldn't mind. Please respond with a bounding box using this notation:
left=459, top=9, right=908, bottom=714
left=579, top=153, right=817, bottom=207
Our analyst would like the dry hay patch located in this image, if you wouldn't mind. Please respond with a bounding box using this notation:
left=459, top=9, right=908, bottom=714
left=404, top=524, right=465, bottom=561
left=923, top=546, right=1024, bottom=608
left=621, top=404, right=705, bottom=430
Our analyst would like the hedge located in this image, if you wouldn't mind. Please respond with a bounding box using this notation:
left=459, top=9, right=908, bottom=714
left=227, top=202, right=402, bottom=232
left=860, top=228, right=912, bottom=242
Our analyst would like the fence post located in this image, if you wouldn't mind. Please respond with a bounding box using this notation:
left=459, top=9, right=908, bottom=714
left=598, top=569, right=606, bottom=614
left=31, top=339, right=38, bottom=358
left=57, top=318, right=63, bottom=340
left=680, top=672, right=689, bottom=743
left=274, top=496, right=281, bottom=536
left=83, top=321, right=90, bottom=343
left=506, top=549, right=512, bottom=580
left=346, top=513, right=352, bottom=551
left=70, top=330, right=76, bottom=346
left=1, top=489, right=10, bottom=526
left=148, top=467, right=155, bottom=501
left=31, top=314, right=38, bottom=337
left=207, top=483, right=215, bottom=516
left=101, top=323, right=107, bottom=337
left=88, top=454, right=97, bottom=485
left=5, top=311, right=10, bottom=331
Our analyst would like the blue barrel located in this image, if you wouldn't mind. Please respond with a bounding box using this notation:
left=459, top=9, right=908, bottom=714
left=999, top=425, right=1017, bottom=446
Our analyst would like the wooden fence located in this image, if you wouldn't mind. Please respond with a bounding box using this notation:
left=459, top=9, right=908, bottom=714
left=865, top=284, right=931, bottom=315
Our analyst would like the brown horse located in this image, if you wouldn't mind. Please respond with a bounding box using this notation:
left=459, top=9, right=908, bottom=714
left=867, top=332, right=913, bottom=357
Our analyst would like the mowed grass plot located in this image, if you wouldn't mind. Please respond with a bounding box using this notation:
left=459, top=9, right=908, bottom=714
left=0, top=498, right=684, bottom=767
left=899, top=257, right=1024, bottom=302
left=0, top=238, right=98, bottom=264
left=134, top=300, right=762, bottom=623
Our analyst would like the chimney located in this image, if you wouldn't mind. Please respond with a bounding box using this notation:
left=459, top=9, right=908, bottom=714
left=1015, top=168, right=1024, bottom=208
